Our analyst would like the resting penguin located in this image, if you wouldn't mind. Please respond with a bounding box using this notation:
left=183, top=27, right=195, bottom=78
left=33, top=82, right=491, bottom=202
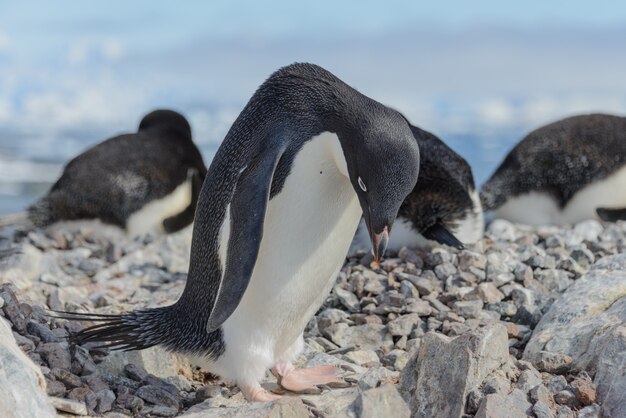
left=480, top=113, right=626, bottom=225
left=61, top=63, right=420, bottom=402
left=351, top=122, right=483, bottom=253
left=24, top=109, right=207, bottom=236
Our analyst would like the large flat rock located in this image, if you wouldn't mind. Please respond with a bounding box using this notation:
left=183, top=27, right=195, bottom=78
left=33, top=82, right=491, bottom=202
left=524, top=254, right=626, bottom=417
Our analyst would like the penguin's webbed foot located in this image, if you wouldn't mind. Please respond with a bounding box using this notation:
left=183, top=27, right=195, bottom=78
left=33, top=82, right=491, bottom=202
left=240, top=382, right=282, bottom=402
left=276, top=365, right=347, bottom=393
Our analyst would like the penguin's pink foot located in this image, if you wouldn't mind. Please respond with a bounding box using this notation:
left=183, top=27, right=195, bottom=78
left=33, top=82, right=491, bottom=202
left=240, top=383, right=282, bottom=402
left=274, top=364, right=346, bottom=392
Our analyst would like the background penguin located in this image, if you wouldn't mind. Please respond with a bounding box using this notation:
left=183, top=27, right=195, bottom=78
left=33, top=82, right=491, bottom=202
left=61, top=63, right=420, bottom=402
left=480, top=113, right=626, bottom=225
left=351, top=122, right=483, bottom=253
left=20, top=109, right=207, bottom=236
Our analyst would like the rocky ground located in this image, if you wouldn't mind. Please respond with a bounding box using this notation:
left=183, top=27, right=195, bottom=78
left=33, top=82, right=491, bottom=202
left=0, top=218, right=625, bottom=417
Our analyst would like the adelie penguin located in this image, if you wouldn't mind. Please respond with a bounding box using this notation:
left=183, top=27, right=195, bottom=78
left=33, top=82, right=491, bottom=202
left=480, top=114, right=626, bottom=225
left=351, top=122, right=483, bottom=253
left=61, top=63, right=420, bottom=401
left=10, top=109, right=207, bottom=236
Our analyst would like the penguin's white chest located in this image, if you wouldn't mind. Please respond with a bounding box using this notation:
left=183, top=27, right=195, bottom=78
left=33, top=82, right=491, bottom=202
left=208, top=132, right=362, bottom=383
left=494, top=165, right=626, bottom=225
left=125, top=177, right=193, bottom=237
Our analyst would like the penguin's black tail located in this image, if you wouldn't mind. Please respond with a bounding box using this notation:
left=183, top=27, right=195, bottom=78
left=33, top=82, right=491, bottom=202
left=53, top=309, right=166, bottom=351
left=53, top=306, right=224, bottom=357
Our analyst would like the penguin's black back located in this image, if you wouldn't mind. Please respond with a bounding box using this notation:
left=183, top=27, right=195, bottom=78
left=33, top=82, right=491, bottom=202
left=29, top=110, right=206, bottom=229
left=398, top=125, right=476, bottom=233
left=481, top=114, right=626, bottom=210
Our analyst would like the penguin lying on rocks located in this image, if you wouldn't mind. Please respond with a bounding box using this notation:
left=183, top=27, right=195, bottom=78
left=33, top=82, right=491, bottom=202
left=60, top=63, right=421, bottom=402
left=480, top=113, right=626, bottom=225
left=4, top=109, right=208, bottom=237
left=351, top=122, right=483, bottom=253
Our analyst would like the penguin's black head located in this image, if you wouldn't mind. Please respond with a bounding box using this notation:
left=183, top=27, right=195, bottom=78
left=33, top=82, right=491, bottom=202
left=344, top=110, right=420, bottom=263
left=138, top=109, right=192, bottom=140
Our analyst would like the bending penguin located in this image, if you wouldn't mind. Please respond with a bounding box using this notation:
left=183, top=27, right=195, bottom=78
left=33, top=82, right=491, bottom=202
left=62, top=63, right=420, bottom=401
left=24, top=109, right=207, bottom=236
left=480, top=113, right=626, bottom=225
left=351, top=122, right=483, bottom=253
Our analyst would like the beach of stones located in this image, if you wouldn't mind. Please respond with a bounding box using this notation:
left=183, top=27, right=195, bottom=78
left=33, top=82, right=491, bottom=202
left=1, top=219, right=625, bottom=417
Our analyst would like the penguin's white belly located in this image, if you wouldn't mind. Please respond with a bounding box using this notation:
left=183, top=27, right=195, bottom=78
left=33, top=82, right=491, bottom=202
left=205, top=132, right=362, bottom=384
left=494, top=165, right=626, bottom=225
left=452, top=189, right=485, bottom=244
left=125, top=178, right=192, bottom=237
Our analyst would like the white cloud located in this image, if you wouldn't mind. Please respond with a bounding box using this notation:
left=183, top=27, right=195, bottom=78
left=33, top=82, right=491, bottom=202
left=101, top=39, right=124, bottom=61
left=67, top=39, right=89, bottom=65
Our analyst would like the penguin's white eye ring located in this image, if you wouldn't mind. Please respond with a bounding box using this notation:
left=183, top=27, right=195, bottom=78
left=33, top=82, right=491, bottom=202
left=358, top=176, right=367, bottom=192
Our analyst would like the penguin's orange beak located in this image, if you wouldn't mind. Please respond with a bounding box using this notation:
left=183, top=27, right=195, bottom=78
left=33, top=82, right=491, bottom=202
left=371, top=226, right=389, bottom=263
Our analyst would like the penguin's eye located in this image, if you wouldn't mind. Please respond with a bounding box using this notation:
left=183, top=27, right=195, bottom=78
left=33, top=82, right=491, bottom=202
left=358, top=176, right=367, bottom=192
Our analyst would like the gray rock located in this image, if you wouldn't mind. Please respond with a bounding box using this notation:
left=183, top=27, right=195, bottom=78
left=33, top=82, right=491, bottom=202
left=400, top=324, right=508, bottom=418
left=387, top=313, right=420, bottom=337
left=453, top=300, right=484, bottom=319
left=0, top=318, right=56, bottom=418
left=515, top=368, right=542, bottom=392
left=37, top=342, right=71, bottom=370
left=344, top=349, right=380, bottom=366
left=525, top=255, right=557, bottom=269
left=533, top=401, right=555, bottom=418
left=357, top=367, right=399, bottom=391
left=535, top=269, right=570, bottom=292
left=180, top=397, right=310, bottom=418
left=354, top=384, right=410, bottom=418
left=324, top=323, right=393, bottom=350
left=524, top=254, right=626, bottom=416
left=556, top=405, right=575, bottom=418
left=477, top=282, right=504, bottom=304
left=554, top=390, right=578, bottom=408
left=49, top=397, right=88, bottom=415
left=434, top=262, right=456, bottom=279
left=97, top=346, right=191, bottom=380
left=534, top=351, right=573, bottom=373
left=136, top=385, right=180, bottom=409
left=475, top=389, right=532, bottom=418
left=334, top=285, right=361, bottom=313
left=578, top=405, right=602, bottom=418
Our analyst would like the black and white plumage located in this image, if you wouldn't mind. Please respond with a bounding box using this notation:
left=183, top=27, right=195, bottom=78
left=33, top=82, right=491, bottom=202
left=26, top=109, right=207, bottom=236
left=351, top=123, right=483, bottom=252
left=63, top=63, right=420, bottom=401
left=480, top=114, right=626, bottom=225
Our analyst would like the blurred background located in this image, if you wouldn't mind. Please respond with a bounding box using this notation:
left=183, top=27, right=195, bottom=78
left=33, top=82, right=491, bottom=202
left=1, top=1, right=626, bottom=214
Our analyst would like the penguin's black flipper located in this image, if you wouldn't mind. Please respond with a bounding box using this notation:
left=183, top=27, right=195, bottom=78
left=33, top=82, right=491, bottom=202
left=596, top=207, right=626, bottom=222
left=206, top=143, right=287, bottom=332
left=422, top=223, right=465, bottom=250
left=163, top=168, right=203, bottom=233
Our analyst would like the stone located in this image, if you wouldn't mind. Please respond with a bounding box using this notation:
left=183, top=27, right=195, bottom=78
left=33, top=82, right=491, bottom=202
left=387, top=313, right=420, bottom=337
left=434, top=262, right=456, bottom=279
left=535, top=269, right=570, bottom=292
left=354, top=384, right=410, bottom=418
left=475, top=389, right=532, bottom=418
left=400, top=324, right=508, bottom=418
left=577, top=405, right=602, bottom=418
left=524, top=254, right=626, bottom=415
left=0, top=318, right=56, bottom=418
left=179, top=397, right=309, bottom=418
left=136, top=385, right=180, bottom=409
left=533, top=401, right=555, bottom=418
left=324, top=323, right=393, bottom=350
left=477, top=282, right=504, bottom=304
left=515, top=368, right=542, bottom=392
left=37, top=342, right=71, bottom=370
left=452, top=300, right=484, bottom=318
left=49, top=397, right=88, bottom=415
left=357, top=367, right=400, bottom=391
left=570, top=376, right=597, bottom=405
left=554, top=390, right=578, bottom=407
left=334, top=285, right=361, bottom=313
left=525, top=255, right=557, bottom=269
left=344, top=349, right=380, bottom=366
left=97, top=346, right=192, bottom=380
left=533, top=351, right=573, bottom=373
